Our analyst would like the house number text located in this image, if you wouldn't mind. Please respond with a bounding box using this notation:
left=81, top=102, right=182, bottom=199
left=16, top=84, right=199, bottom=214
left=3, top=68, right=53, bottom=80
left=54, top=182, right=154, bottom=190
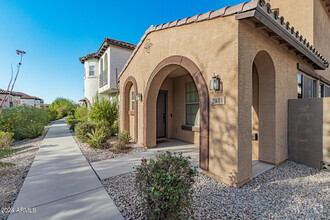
left=211, top=96, right=225, bottom=105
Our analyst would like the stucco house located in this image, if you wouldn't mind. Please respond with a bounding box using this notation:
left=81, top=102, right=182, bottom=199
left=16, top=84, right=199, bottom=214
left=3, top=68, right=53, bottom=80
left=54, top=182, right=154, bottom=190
left=118, top=0, right=330, bottom=187
left=0, top=89, right=22, bottom=108
left=79, top=38, right=136, bottom=104
left=14, top=92, right=44, bottom=107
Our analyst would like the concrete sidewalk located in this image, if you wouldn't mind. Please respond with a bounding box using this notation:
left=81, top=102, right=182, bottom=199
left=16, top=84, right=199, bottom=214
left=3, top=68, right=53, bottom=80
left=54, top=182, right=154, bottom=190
left=91, top=139, right=199, bottom=180
left=9, top=119, right=123, bottom=220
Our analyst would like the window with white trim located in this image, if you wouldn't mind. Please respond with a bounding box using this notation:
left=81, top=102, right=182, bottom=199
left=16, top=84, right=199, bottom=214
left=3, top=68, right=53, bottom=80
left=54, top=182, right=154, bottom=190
left=185, top=81, right=200, bottom=126
left=89, top=66, right=95, bottom=76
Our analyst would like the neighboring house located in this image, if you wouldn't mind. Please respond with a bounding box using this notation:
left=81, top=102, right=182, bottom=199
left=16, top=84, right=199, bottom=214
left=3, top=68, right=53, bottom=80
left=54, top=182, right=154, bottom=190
left=79, top=38, right=136, bottom=105
left=14, top=92, right=44, bottom=108
left=118, top=0, right=330, bottom=187
left=0, top=89, right=22, bottom=108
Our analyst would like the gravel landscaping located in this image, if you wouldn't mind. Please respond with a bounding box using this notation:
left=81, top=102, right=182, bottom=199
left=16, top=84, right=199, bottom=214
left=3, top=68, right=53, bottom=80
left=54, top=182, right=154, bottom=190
left=72, top=132, right=147, bottom=163
left=103, top=161, right=329, bottom=219
left=0, top=123, right=52, bottom=220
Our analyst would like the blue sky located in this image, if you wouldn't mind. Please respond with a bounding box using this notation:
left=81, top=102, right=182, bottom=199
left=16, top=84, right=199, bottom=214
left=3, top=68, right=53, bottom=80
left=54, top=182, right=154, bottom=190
left=0, top=0, right=243, bottom=104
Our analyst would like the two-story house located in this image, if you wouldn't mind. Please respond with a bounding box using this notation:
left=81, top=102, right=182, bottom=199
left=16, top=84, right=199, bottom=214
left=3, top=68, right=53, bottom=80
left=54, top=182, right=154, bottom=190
left=79, top=38, right=136, bottom=104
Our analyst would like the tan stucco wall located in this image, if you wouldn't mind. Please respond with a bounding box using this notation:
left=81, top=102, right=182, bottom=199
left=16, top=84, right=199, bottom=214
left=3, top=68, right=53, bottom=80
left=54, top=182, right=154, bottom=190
left=270, top=0, right=329, bottom=78
left=269, top=0, right=314, bottom=43
left=314, top=0, right=330, bottom=78
left=238, top=19, right=317, bottom=182
left=119, top=15, right=240, bottom=185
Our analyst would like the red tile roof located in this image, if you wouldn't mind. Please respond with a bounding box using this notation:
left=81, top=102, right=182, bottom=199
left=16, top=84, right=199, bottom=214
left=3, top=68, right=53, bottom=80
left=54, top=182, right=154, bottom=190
left=0, top=88, right=23, bottom=96
left=79, top=38, right=136, bottom=64
left=15, top=92, right=37, bottom=100
left=118, top=0, right=329, bottom=79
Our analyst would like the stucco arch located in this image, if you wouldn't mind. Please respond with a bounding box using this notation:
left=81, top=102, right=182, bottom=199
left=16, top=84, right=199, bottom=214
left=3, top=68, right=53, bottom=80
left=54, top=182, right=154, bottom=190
left=143, top=55, right=209, bottom=170
left=123, top=76, right=138, bottom=142
left=252, top=50, right=276, bottom=164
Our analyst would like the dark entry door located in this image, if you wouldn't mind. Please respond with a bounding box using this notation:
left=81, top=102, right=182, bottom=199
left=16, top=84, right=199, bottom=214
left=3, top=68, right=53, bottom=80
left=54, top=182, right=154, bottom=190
left=156, top=91, right=167, bottom=138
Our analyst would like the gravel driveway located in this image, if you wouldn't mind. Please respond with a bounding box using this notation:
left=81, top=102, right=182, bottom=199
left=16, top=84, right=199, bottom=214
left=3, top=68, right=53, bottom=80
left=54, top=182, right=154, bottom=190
left=103, top=161, right=329, bottom=219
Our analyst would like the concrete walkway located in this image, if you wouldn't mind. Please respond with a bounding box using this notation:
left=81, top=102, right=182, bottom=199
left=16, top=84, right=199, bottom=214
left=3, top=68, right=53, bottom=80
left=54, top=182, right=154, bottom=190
left=91, top=139, right=199, bottom=180
left=9, top=119, right=123, bottom=220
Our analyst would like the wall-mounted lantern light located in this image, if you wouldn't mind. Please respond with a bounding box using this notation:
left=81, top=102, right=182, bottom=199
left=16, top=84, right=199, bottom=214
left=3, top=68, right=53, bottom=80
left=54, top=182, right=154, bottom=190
left=210, top=75, right=222, bottom=92
left=136, top=93, right=142, bottom=101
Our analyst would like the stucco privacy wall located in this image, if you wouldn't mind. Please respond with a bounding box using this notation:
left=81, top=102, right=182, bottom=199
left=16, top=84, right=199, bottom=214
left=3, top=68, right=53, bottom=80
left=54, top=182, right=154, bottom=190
left=119, top=16, right=240, bottom=185
left=288, top=98, right=330, bottom=169
left=238, top=19, right=318, bottom=182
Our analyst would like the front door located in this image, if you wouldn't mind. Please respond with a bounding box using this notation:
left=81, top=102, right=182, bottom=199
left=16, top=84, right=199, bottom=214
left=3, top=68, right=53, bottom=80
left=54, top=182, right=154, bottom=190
left=156, top=91, right=167, bottom=138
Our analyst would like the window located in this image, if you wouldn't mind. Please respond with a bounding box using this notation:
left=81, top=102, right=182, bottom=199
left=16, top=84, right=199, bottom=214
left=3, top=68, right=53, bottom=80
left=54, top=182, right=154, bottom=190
left=298, top=74, right=302, bottom=98
left=89, top=66, right=95, bottom=76
left=313, top=80, right=318, bottom=98
left=325, top=85, right=330, bottom=97
left=320, top=84, right=325, bottom=97
left=298, top=73, right=318, bottom=99
left=131, top=90, right=135, bottom=110
left=185, top=81, right=200, bottom=126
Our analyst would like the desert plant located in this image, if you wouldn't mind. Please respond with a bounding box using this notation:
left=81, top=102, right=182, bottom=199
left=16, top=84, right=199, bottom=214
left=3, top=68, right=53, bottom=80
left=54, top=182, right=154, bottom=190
left=75, top=121, right=97, bottom=142
left=0, top=131, right=14, bottom=149
left=112, top=140, right=130, bottom=153
left=74, top=107, right=88, bottom=122
left=0, top=106, right=50, bottom=140
left=112, top=120, right=119, bottom=135
left=96, top=121, right=114, bottom=139
left=0, top=50, right=26, bottom=115
left=119, top=130, right=131, bottom=144
left=89, top=95, right=118, bottom=126
left=0, top=131, right=18, bottom=167
left=15, top=123, right=44, bottom=139
left=86, top=128, right=106, bottom=148
left=135, top=151, right=197, bottom=219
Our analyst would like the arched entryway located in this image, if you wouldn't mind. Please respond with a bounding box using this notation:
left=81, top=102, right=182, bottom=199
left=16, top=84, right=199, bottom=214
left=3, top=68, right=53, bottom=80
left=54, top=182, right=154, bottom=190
left=123, top=76, right=138, bottom=142
left=143, top=56, right=209, bottom=170
left=252, top=50, right=276, bottom=164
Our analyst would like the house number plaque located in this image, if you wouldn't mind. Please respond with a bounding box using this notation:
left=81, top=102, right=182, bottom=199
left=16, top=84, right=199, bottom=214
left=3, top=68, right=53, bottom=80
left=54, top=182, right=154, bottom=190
left=211, top=96, right=225, bottom=105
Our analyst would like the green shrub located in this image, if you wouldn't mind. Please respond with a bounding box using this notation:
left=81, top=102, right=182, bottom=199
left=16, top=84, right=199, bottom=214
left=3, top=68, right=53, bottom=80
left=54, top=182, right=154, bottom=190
left=89, top=95, right=118, bottom=126
left=112, top=140, right=129, bottom=152
left=119, top=131, right=131, bottom=144
left=15, top=123, right=44, bottom=139
left=135, top=151, right=197, bottom=219
left=74, top=107, right=88, bottom=122
left=0, top=106, right=50, bottom=140
left=75, top=121, right=97, bottom=142
left=66, top=115, right=75, bottom=125
left=50, top=97, right=75, bottom=119
left=56, top=106, right=69, bottom=119
left=48, top=109, right=58, bottom=121
left=96, top=121, right=113, bottom=139
left=112, top=120, right=119, bottom=135
left=0, top=131, right=14, bottom=149
left=86, top=128, right=106, bottom=148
